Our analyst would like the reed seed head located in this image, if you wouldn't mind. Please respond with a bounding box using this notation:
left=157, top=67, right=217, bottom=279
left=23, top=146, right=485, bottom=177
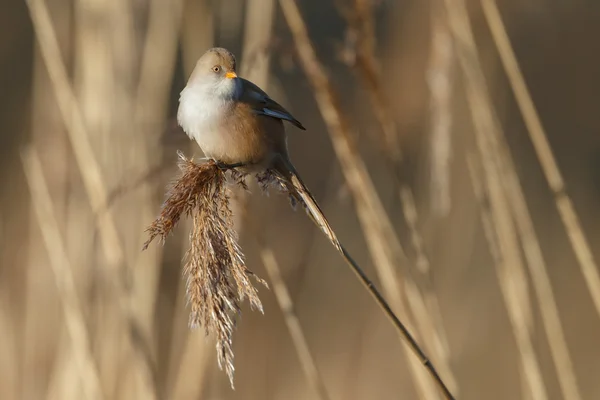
left=143, top=152, right=267, bottom=388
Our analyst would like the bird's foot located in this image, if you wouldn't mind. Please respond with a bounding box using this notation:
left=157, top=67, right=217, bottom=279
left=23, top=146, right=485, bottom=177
left=215, top=161, right=246, bottom=170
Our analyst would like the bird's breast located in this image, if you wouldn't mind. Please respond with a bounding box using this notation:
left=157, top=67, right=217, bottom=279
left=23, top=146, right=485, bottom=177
left=178, top=89, right=282, bottom=166
left=178, top=88, right=226, bottom=138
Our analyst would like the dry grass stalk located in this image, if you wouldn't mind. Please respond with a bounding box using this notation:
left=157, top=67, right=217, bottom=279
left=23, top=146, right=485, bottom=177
left=26, top=0, right=124, bottom=270
left=279, top=1, right=455, bottom=398
left=240, top=0, right=275, bottom=86
left=169, top=331, right=214, bottom=399
left=342, top=0, right=401, bottom=162
left=167, top=2, right=216, bottom=397
left=344, top=1, right=457, bottom=393
left=451, top=1, right=584, bottom=398
left=482, top=0, right=600, bottom=338
left=27, top=1, right=160, bottom=397
left=21, top=147, right=103, bottom=400
left=144, top=148, right=448, bottom=395
left=259, top=246, right=332, bottom=400
left=466, top=154, right=541, bottom=400
left=426, top=7, right=455, bottom=218
left=443, top=0, right=556, bottom=398
left=143, top=153, right=267, bottom=387
left=233, top=0, right=277, bottom=231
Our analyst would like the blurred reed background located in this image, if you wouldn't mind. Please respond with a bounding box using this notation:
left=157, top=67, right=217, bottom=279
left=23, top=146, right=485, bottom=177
left=1, top=0, right=600, bottom=399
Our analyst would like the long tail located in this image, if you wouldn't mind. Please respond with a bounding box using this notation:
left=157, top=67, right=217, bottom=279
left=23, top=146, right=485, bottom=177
left=273, top=157, right=342, bottom=252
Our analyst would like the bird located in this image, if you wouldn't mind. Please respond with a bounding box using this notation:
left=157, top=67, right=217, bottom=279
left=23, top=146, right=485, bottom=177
left=177, top=47, right=340, bottom=249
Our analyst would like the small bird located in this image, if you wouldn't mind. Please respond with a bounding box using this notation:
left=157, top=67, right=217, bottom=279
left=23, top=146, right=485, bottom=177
left=178, top=47, right=340, bottom=248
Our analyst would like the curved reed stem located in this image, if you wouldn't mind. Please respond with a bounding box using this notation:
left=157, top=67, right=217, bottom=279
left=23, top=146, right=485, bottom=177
left=278, top=1, right=456, bottom=398
left=336, top=244, right=454, bottom=400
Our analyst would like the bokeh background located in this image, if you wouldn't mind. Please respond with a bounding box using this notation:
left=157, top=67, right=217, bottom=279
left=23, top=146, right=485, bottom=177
left=2, top=0, right=600, bottom=399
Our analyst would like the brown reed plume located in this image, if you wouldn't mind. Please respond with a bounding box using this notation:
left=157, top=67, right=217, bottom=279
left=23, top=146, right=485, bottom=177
left=143, top=149, right=453, bottom=397
left=143, top=152, right=267, bottom=388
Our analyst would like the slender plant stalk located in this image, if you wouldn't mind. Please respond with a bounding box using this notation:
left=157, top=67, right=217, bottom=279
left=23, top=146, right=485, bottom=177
left=278, top=1, right=455, bottom=398
left=166, top=2, right=215, bottom=398
left=443, top=0, right=551, bottom=398
left=466, top=154, right=543, bottom=400
left=26, top=1, right=159, bottom=396
left=339, top=244, right=453, bottom=399
left=169, top=331, right=213, bottom=399
left=349, top=0, right=401, bottom=162
left=347, top=0, right=457, bottom=392
left=259, top=246, right=332, bottom=400
left=234, top=0, right=277, bottom=230
left=131, top=0, right=185, bottom=379
left=21, top=147, right=104, bottom=400
left=426, top=3, right=455, bottom=218
left=240, top=0, right=276, bottom=87
left=26, top=0, right=124, bottom=269
left=239, top=166, right=332, bottom=400
left=482, top=0, right=600, bottom=324
left=457, top=2, right=583, bottom=399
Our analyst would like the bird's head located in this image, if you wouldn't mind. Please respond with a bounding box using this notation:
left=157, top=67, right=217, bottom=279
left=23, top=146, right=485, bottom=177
left=188, top=47, right=240, bottom=98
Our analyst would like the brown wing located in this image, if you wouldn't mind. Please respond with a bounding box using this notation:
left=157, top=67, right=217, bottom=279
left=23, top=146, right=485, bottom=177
left=238, top=78, right=306, bottom=130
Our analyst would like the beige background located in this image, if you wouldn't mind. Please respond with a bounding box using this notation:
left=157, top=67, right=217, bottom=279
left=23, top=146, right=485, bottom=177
left=1, top=0, right=599, bottom=399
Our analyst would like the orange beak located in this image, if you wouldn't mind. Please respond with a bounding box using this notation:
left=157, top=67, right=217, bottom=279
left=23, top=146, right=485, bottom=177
left=225, top=71, right=237, bottom=79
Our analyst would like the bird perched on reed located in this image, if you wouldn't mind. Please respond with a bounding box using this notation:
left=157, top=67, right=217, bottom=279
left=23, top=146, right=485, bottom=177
left=177, top=47, right=340, bottom=249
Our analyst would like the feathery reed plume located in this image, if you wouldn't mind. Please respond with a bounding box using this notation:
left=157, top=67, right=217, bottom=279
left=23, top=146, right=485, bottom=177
left=144, top=148, right=449, bottom=396
left=143, top=153, right=267, bottom=388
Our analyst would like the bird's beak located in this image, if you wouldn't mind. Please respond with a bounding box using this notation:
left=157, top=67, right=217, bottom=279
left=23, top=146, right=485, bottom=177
left=225, top=71, right=237, bottom=79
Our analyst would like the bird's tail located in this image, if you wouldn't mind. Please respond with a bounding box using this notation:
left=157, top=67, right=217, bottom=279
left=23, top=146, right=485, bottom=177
left=273, top=157, right=342, bottom=252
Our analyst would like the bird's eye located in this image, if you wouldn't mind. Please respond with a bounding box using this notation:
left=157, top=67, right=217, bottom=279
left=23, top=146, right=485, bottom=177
left=212, top=65, right=221, bottom=73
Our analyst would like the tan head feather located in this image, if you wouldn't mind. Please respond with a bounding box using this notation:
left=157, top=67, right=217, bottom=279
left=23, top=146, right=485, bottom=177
left=189, top=47, right=237, bottom=83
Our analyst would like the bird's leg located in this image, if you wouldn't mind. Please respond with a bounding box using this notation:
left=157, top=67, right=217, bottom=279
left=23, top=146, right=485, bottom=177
left=215, top=161, right=247, bottom=170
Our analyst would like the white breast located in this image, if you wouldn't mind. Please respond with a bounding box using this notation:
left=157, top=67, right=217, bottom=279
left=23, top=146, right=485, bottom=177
left=177, top=84, right=233, bottom=159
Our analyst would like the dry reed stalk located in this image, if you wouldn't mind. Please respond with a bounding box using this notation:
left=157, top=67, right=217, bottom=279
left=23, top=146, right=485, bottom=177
left=23, top=3, right=75, bottom=397
left=443, top=1, right=551, bottom=398
left=466, top=154, right=540, bottom=400
left=233, top=0, right=277, bottom=230
left=426, top=7, right=455, bottom=218
left=169, top=331, right=214, bottom=399
left=166, top=3, right=216, bottom=397
left=136, top=0, right=184, bottom=120
left=144, top=150, right=449, bottom=395
left=482, top=0, right=600, bottom=342
left=453, top=1, right=584, bottom=398
left=278, top=1, right=455, bottom=398
left=25, top=0, right=124, bottom=270
left=104, top=163, right=174, bottom=211
left=181, top=0, right=214, bottom=75
left=131, top=0, right=185, bottom=372
left=133, top=0, right=184, bottom=230
left=345, top=1, right=457, bottom=392
left=240, top=0, right=276, bottom=87
left=21, top=147, right=103, bottom=400
left=345, top=0, right=401, bottom=163
left=143, top=154, right=268, bottom=388
left=0, top=305, right=18, bottom=400
left=27, top=1, right=159, bottom=397
left=259, top=246, right=332, bottom=400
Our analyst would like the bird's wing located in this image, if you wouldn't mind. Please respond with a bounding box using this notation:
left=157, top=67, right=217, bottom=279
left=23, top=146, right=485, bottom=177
left=238, top=78, right=306, bottom=130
